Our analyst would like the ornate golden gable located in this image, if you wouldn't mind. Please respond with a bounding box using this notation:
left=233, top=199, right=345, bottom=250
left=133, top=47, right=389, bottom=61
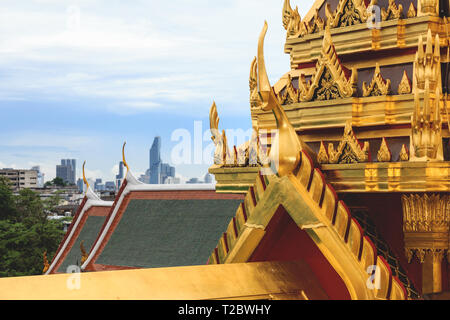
left=325, top=0, right=369, bottom=28
left=298, top=27, right=357, bottom=102
left=327, top=121, right=370, bottom=164
left=309, top=8, right=325, bottom=33
left=362, top=63, right=391, bottom=97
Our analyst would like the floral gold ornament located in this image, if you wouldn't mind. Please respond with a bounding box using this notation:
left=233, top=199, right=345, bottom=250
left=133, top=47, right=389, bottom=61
left=407, top=3, right=417, bottom=18
left=362, top=63, right=391, bottom=97
left=377, top=138, right=392, bottom=162
left=317, top=141, right=329, bottom=164
left=399, top=144, right=410, bottom=161
left=381, top=0, right=403, bottom=21
left=298, top=26, right=357, bottom=102
left=328, top=121, right=369, bottom=164
left=398, top=70, right=412, bottom=94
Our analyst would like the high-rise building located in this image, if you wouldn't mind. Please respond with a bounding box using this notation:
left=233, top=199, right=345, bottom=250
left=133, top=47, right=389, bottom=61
left=149, top=137, right=162, bottom=184
left=56, top=159, right=76, bottom=184
left=76, top=178, right=84, bottom=193
left=115, top=161, right=125, bottom=189
left=149, top=136, right=176, bottom=184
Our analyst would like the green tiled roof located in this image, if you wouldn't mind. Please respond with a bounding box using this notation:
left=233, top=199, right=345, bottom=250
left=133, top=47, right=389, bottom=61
left=57, top=216, right=107, bottom=273
left=96, top=199, right=242, bottom=268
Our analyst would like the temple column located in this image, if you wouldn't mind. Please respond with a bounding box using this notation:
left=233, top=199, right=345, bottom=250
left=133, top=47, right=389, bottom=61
left=402, top=194, right=449, bottom=294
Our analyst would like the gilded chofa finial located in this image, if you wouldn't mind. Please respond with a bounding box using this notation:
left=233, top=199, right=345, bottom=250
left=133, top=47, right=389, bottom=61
left=122, top=141, right=130, bottom=172
left=82, top=161, right=89, bottom=189
left=209, top=101, right=231, bottom=166
left=80, top=240, right=88, bottom=265
left=257, top=21, right=303, bottom=177
left=42, top=250, right=49, bottom=274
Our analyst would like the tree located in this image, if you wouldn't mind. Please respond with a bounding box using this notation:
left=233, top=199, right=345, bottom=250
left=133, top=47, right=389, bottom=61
left=52, top=177, right=66, bottom=187
left=0, top=177, right=16, bottom=220
left=0, top=178, right=66, bottom=277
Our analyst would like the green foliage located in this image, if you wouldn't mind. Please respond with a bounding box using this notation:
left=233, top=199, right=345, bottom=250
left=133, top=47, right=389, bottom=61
left=45, top=177, right=66, bottom=188
left=0, top=177, right=66, bottom=278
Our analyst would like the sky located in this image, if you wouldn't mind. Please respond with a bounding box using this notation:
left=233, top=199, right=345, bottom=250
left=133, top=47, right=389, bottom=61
left=0, top=0, right=314, bottom=183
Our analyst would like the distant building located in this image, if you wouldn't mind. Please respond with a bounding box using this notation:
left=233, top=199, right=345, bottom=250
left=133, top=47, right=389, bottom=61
left=94, top=179, right=104, bottom=191
left=105, top=181, right=116, bottom=191
left=164, top=176, right=181, bottom=184
left=31, top=166, right=45, bottom=187
left=76, top=178, right=84, bottom=193
left=56, top=159, right=76, bottom=185
left=186, top=178, right=200, bottom=184
left=115, top=161, right=125, bottom=190
left=204, top=173, right=213, bottom=184
left=0, top=168, right=38, bottom=191
left=149, top=136, right=176, bottom=184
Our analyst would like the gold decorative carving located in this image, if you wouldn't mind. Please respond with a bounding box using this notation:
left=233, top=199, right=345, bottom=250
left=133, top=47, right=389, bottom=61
left=417, top=0, right=439, bottom=17
left=402, top=193, right=449, bottom=292
left=80, top=240, right=88, bottom=265
left=249, top=57, right=262, bottom=110
left=42, top=251, right=49, bottom=274
left=209, top=102, right=232, bottom=166
left=399, top=144, right=410, bottom=161
left=411, top=29, right=443, bottom=161
left=277, top=74, right=299, bottom=105
left=398, top=70, right=412, bottom=94
left=298, top=27, right=357, bottom=102
left=309, top=8, right=325, bottom=34
left=282, top=0, right=308, bottom=38
left=317, top=141, right=329, bottom=164
left=325, top=0, right=369, bottom=28
left=362, top=63, right=391, bottom=97
left=407, top=3, right=417, bottom=18
left=328, top=121, right=370, bottom=164
left=381, top=0, right=403, bottom=21
left=377, top=138, right=391, bottom=162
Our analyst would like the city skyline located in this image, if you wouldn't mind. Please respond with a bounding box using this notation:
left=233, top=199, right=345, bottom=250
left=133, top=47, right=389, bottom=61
left=0, top=1, right=313, bottom=183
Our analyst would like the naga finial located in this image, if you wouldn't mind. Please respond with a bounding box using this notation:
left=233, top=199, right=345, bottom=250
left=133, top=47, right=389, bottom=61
left=80, top=240, right=88, bottom=265
left=42, top=250, right=49, bottom=274
left=256, top=21, right=303, bottom=176
left=122, top=141, right=130, bottom=172
left=82, top=161, right=90, bottom=190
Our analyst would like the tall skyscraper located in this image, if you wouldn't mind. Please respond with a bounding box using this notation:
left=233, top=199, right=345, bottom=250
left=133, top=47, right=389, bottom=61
left=149, top=137, right=162, bottom=184
left=56, top=159, right=76, bottom=184
left=149, top=136, right=176, bottom=184
left=115, top=161, right=125, bottom=190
